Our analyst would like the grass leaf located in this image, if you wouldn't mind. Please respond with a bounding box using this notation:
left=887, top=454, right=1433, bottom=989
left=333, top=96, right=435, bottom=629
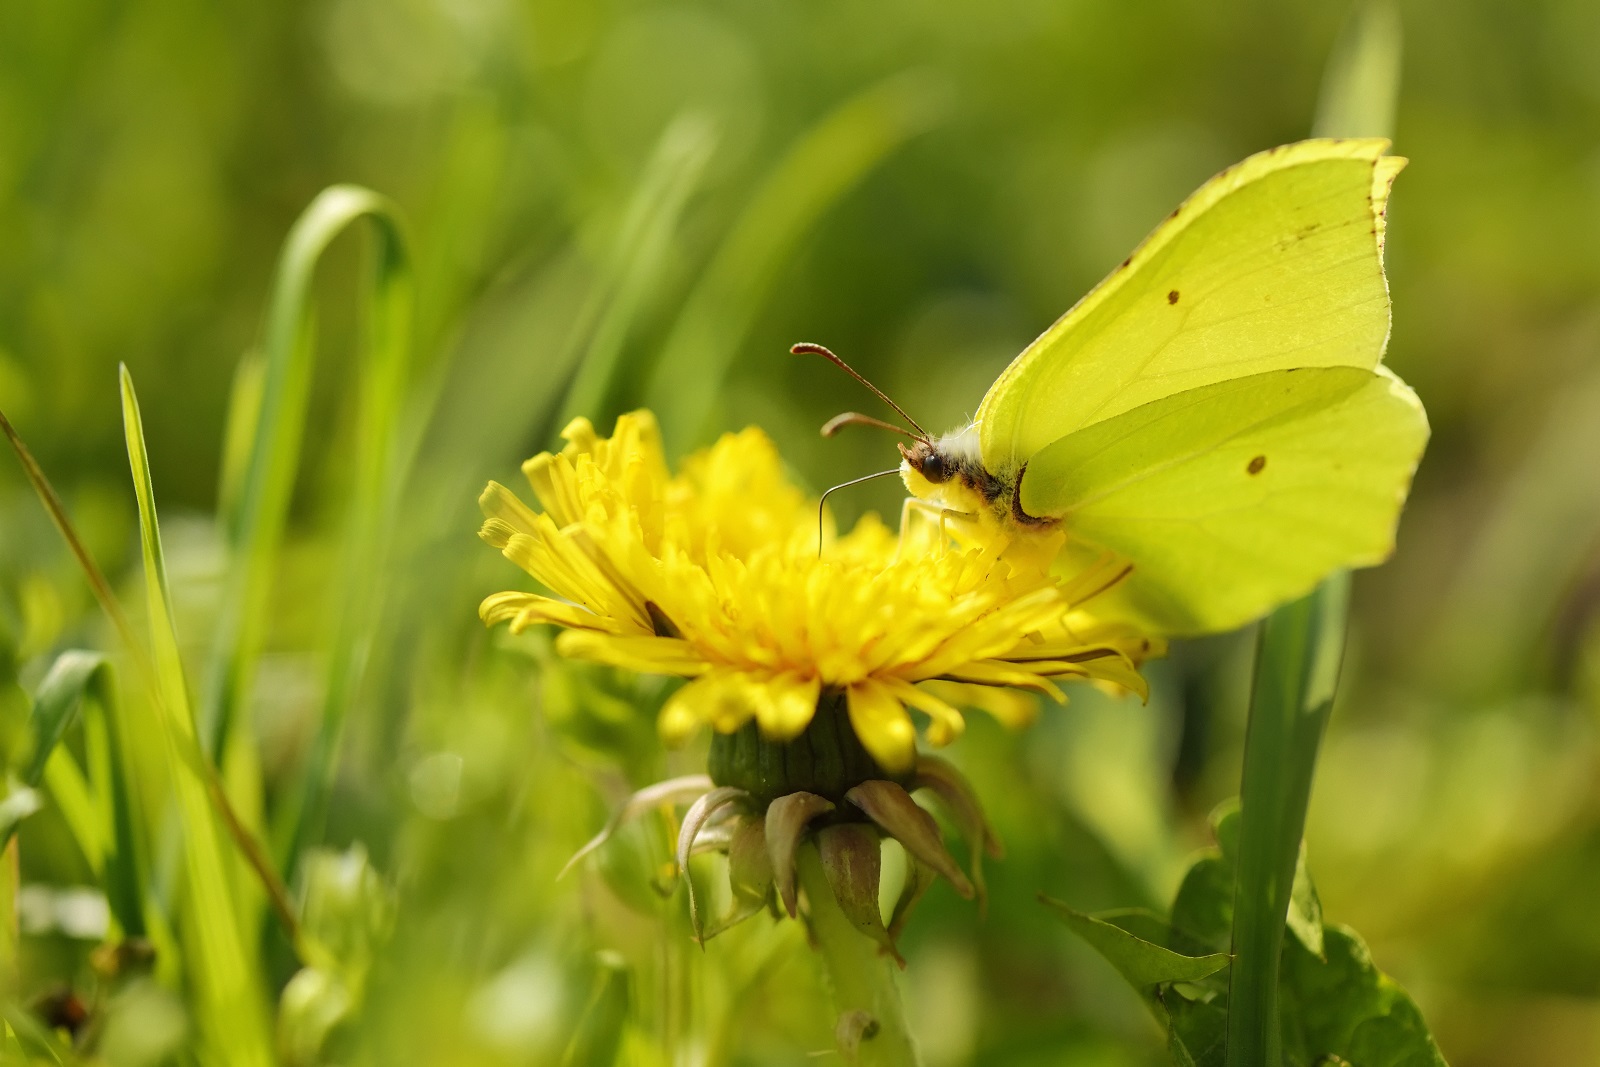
left=121, top=365, right=277, bottom=1067
left=185, top=186, right=415, bottom=880
left=1225, top=573, right=1350, bottom=1067
left=1314, top=1, right=1402, bottom=141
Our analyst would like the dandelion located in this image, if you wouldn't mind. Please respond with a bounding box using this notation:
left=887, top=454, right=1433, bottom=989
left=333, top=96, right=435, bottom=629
left=479, top=410, right=1157, bottom=776
left=477, top=409, right=1163, bottom=1046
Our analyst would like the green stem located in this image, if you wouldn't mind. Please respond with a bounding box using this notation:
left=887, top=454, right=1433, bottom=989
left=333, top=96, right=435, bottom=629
left=1225, top=573, right=1349, bottom=1067
left=795, top=843, right=918, bottom=1067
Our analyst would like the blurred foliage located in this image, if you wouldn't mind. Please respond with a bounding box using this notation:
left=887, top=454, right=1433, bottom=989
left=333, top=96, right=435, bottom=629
left=1, top=0, right=1600, bottom=1064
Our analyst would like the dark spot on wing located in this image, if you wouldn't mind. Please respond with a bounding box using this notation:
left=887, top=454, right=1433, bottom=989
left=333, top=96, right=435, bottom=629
left=1167, top=289, right=1180, bottom=304
left=1247, top=455, right=1267, bottom=475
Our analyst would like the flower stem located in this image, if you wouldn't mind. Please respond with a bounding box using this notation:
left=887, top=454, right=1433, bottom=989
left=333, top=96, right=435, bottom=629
left=1226, top=573, right=1349, bottom=1067
left=795, top=843, right=919, bottom=1067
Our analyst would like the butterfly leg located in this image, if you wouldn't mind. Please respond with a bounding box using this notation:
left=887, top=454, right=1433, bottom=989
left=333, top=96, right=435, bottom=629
left=897, top=498, right=978, bottom=556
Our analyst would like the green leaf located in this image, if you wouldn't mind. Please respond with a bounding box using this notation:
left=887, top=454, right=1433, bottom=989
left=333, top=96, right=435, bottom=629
left=0, top=784, right=41, bottom=841
left=1286, top=842, right=1325, bottom=959
left=23, top=650, right=102, bottom=785
left=1281, top=925, right=1446, bottom=1067
left=191, top=186, right=415, bottom=889
left=1162, top=807, right=1446, bottom=1067
left=562, top=954, right=631, bottom=1067
left=1171, top=853, right=1233, bottom=954
left=1166, top=990, right=1228, bottom=1067
left=1227, top=573, right=1350, bottom=1067
left=121, top=365, right=276, bottom=1067
left=9, top=651, right=153, bottom=941
left=1041, top=897, right=1230, bottom=990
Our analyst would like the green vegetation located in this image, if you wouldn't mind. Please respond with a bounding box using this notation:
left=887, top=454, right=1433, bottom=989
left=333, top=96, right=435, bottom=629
left=2, top=0, right=1598, bottom=1063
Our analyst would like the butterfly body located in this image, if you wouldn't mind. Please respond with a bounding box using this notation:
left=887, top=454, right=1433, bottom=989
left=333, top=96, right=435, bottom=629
left=881, top=138, right=1428, bottom=636
left=899, top=427, right=1058, bottom=530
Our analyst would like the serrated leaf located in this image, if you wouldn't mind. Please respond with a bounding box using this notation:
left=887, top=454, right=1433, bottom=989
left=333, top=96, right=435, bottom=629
left=1287, top=841, right=1325, bottom=959
left=1165, top=989, right=1228, bottom=1067
left=1211, top=801, right=1242, bottom=864
left=1281, top=924, right=1447, bottom=1067
left=1042, top=897, right=1231, bottom=990
left=1173, top=811, right=1324, bottom=961
left=1171, top=852, right=1233, bottom=954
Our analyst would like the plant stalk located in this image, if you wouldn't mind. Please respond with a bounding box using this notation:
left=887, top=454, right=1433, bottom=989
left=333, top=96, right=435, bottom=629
left=795, top=843, right=918, bottom=1067
left=1225, top=573, right=1349, bottom=1067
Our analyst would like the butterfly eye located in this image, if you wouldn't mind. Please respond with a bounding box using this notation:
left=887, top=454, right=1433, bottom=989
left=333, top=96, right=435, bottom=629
left=920, top=452, right=950, bottom=483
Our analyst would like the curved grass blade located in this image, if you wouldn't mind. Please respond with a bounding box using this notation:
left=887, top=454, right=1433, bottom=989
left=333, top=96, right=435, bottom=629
left=644, top=72, right=946, bottom=452
left=121, top=366, right=276, bottom=1067
left=23, top=652, right=150, bottom=941
left=187, top=187, right=415, bottom=879
left=22, top=651, right=102, bottom=787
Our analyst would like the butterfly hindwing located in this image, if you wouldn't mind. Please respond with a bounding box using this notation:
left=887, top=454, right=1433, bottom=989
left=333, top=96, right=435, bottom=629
left=1018, top=366, right=1428, bottom=635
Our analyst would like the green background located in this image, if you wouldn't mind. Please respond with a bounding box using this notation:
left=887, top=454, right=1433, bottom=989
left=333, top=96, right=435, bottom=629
left=3, top=0, right=1599, bottom=1063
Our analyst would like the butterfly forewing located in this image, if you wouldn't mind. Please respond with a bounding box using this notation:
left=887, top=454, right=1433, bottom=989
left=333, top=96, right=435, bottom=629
left=977, top=139, right=1403, bottom=471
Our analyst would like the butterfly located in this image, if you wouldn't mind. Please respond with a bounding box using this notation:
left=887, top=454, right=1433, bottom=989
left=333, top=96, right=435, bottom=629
left=804, top=138, right=1429, bottom=636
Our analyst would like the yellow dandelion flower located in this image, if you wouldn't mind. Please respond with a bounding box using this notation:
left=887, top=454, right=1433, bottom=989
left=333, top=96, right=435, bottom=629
left=479, top=411, right=1160, bottom=774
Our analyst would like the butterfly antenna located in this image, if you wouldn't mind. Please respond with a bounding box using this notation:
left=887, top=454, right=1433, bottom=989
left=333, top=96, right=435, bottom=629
left=821, top=412, right=922, bottom=440
left=816, top=468, right=901, bottom=557
left=792, top=343, right=929, bottom=439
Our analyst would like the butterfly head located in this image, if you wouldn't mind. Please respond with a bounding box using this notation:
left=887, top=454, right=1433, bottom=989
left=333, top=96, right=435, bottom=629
left=897, top=425, right=1003, bottom=516
left=898, top=439, right=953, bottom=484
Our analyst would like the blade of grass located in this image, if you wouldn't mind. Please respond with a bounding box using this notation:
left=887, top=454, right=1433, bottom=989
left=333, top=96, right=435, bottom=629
left=202, top=187, right=411, bottom=762
left=21, top=655, right=111, bottom=902
left=217, top=349, right=266, bottom=526
left=41, top=751, right=101, bottom=874
left=22, top=651, right=101, bottom=787
left=644, top=72, right=946, bottom=452
left=0, top=1003, right=67, bottom=1065
left=81, top=668, right=162, bottom=945
left=557, top=112, right=719, bottom=430
left=1313, top=0, right=1402, bottom=140
left=28, top=652, right=161, bottom=944
left=121, top=365, right=277, bottom=1067
left=1224, top=573, right=1349, bottom=1067
left=0, top=407, right=143, bottom=664
left=1, top=402, right=294, bottom=947
left=194, top=188, right=414, bottom=886
left=1226, top=16, right=1401, bottom=1061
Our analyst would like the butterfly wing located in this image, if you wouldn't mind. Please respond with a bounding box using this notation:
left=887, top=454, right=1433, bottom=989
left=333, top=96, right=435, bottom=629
left=1018, top=366, right=1428, bottom=635
left=978, top=139, right=1405, bottom=471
